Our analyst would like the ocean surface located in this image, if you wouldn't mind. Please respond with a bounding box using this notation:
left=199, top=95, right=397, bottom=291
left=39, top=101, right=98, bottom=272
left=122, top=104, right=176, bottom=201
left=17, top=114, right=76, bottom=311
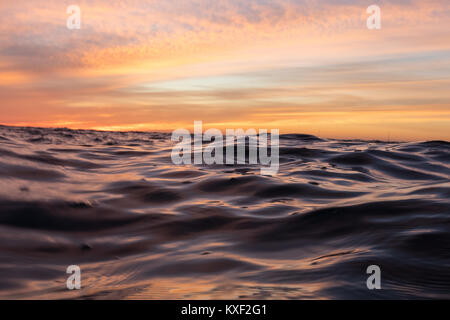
left=0, top=125, right=449, bottom=299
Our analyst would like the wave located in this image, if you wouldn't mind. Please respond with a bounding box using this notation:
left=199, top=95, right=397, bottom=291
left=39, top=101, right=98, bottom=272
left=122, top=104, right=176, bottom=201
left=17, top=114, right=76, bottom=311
left=0, top=125, right=448, bottom=299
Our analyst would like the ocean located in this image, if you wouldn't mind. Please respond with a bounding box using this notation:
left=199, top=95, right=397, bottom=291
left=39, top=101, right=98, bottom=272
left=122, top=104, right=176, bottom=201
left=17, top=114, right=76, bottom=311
left=0, top=125, right=448, bottom=299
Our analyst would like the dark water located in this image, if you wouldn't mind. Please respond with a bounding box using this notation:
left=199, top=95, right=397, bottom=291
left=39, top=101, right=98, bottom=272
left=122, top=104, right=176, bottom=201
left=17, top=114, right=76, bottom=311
left=0, top=125, right=449, bottom=299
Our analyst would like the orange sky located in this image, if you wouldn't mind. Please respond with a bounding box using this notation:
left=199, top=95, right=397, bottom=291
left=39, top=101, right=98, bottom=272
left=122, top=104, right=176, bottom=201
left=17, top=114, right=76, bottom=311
left=0, top=0, right=449, bottom=141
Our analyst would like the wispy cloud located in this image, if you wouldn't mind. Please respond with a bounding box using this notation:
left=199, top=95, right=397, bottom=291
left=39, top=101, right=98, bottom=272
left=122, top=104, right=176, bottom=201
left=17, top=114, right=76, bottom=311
left=0, top=0, right=449, bottom=140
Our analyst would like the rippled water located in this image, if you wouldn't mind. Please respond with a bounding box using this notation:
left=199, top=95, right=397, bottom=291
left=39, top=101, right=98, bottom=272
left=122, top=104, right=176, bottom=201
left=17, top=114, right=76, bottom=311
left=0, top=125, right=449, bottom=299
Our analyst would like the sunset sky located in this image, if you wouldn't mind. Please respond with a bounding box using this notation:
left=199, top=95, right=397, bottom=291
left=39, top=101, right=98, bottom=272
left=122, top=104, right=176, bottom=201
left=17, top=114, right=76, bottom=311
left=0, top=0, right=449, bottom=140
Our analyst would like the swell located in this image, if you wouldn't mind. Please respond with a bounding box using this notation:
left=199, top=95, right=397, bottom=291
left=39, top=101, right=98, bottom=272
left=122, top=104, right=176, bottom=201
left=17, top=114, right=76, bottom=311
left=0, top=125, right=448, bottom=299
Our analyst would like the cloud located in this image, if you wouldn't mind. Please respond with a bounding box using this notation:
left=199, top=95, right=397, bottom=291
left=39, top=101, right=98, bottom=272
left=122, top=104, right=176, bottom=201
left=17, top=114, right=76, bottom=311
left=0, top=0, right=449, bottom=140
